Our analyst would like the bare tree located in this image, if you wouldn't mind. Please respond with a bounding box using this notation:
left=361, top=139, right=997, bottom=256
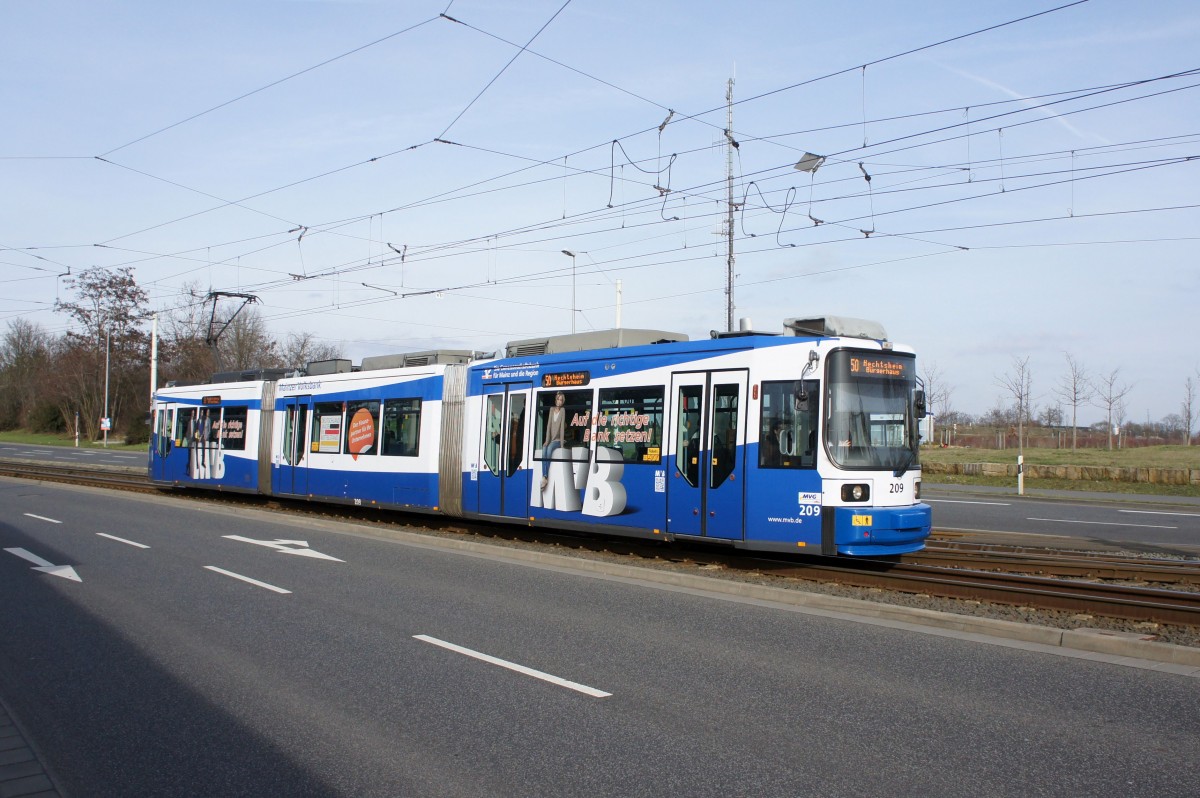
left=1038, top=404, right=1063, bottom=427
left=1162, top=414, right=1186, bottom=442
left=0, top=319, right=53, bottom=429
left=1092, top=368, right=1134, bottom=451
left=219, top=308, right=280, bottom=371
left=1183, top=377, right=1196, bottom=446
left=1053, top=352, right=1092, bottom=452
left=159, top=287, right=336, bottom=382
left=279, top=331, right=343, bottom=371
left=920, top=361, right=953, bottom=443
left=52, top=266, right=153, bottom=439
left=159, top=283, right=217, bottom=385
left=981, top=402, right=1016, bottom=428
left=996, top=355, right=1033, bottom=453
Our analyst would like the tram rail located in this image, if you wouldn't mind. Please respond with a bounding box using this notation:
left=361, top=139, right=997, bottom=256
left=909, top=543, right=1200, bottom=587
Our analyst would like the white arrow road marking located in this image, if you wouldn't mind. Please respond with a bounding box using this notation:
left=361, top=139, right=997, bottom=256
left=414, top=635, right=611, bottom=698
left=204, top=566, right=291, bottom=594
left=97, top=533, right=149, bottom=549
left=4, top=547, right=82, bottom=582
left=222, top=535, right=344, bottom=562
left=23, top=513, right=62, bottom=524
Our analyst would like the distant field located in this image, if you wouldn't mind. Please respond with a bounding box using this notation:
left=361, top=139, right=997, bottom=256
left=920, top=444, right=1199, bottom=470
left=920, top=444, right=1200, bottom=497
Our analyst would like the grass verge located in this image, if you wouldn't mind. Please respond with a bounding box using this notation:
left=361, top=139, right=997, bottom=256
left=0, top=431, right=148, bottom=452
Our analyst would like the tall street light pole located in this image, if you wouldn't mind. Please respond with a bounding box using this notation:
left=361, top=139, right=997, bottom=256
left=103, top=327, right=110, bottom=448
left=561, top=250, right=576, bottom=334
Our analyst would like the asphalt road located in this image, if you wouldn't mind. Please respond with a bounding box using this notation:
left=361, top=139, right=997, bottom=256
left=925, top=484, right=1200, bottom=554
left=0, top=442, right=145, bottom=470
left=2, top=478, right=1199, bottom=797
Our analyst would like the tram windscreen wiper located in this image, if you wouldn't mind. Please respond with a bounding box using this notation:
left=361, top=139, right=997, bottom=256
left=892, top=449, right=914, bottom=478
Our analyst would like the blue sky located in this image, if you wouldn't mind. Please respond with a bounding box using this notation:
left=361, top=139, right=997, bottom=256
left=3, top=0, right=1198, bottom=426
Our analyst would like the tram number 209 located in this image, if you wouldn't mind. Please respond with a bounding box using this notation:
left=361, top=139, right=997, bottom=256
left=889, top=482, right=906, bottom=494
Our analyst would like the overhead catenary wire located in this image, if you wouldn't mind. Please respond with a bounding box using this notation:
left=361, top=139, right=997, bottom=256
left=43, top=2, right=1117, bottom=259
left=11, top=0, right=1200, bottom=348
left=97, top=16, right=442, bottom=158
left=78, top=144, right=1200, bottom=313
left=42, top=31, right=1180, bottom=298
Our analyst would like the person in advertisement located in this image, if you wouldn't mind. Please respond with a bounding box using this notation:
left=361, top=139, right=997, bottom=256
left=539, top=391, right=566, bottom=490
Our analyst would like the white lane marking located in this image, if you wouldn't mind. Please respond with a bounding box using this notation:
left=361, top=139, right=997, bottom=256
left=1119, top=509, right=1200, bottom=518
left=414, top=634, right=611, bottom=698
left=924, top=499, right=1010, bottom=506
left=1028, top=517, right=1177, bottom=530
left=223, top=535, right=344, bottom=562
left=97, top=533, right=149, bottom=549
left=23, top=513, right=62, bottom=524
left=203, top=566, right=291, bottom=594
left=4, top=547, right=82, bottom=582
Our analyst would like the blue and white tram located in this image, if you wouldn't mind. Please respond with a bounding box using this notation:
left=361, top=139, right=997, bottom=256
left=148, top=316, right=931, bottom=556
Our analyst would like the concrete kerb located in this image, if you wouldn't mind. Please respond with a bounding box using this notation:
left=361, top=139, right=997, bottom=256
left=0, top=697, right=60, bottom=798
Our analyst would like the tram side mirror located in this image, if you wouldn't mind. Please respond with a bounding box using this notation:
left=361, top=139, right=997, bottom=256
left=914, top=390, right=927, bottom=419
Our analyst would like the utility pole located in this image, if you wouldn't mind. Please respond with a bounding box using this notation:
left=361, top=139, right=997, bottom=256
left=724, top=78, right=737, bottom=333
left=150, top=313, right=158, bottom=407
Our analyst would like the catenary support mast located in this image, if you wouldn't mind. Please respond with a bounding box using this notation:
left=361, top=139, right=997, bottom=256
left=724, top=78, right=736, bottom=333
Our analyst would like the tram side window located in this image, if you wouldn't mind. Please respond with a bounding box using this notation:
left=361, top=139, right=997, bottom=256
left=155, top=409, right=170, bottom=456
left=759, top=380, right=819, bottom=469
left=311, top=402, right=344, bottom=453
left=710, top=384, right=739, bottom=488
left=533, top=389, right=593, bottom=466
left=215, top=406, right=248, bottom=451
left=484, top=395, right=503, bottom=476
left=343, top=400, right=380, bottom=457
left=382, top=398, right=422, bottom=457
left=282, top=405, right=309, bottom=466
left=175, top=408, right=196, bottom=448
left=596, top=387, right=663, bottom=463
left=675, top=385, right=703, bottom=487
left=506, top=394, right=526, bottom=477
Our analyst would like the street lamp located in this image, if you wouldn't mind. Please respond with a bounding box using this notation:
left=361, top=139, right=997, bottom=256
left=103, top=326, right=110, bottom=448
left=561, top=250, right=576, bottom=334
left=794, top=152, right=826, bottom=173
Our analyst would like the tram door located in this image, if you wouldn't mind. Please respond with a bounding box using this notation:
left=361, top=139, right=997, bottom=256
left=666, top=370, right=747, bottom=540
left=273, top=395, right=311, bottom=496
left=151, top=402, right=177, bottom=482
left=477, top=382, right=531, bottom=519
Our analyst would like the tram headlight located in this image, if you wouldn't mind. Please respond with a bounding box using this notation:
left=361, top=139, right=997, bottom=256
left=841, top=484, right=870, bottom=502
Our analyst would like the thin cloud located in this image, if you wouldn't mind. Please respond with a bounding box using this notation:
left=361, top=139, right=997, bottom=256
left=931, top=61, right=1111, bottom=145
